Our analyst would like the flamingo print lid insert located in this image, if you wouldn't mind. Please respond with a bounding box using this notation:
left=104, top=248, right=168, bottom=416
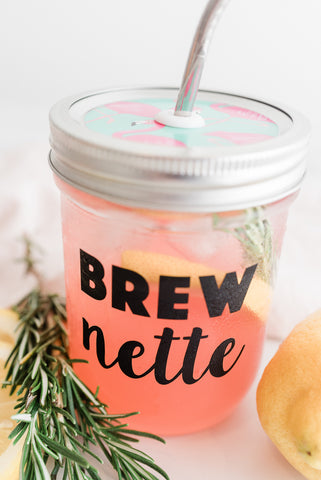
left=49, top=86, right=310, bottom=212
left=84, top=96, right=279, bottom=147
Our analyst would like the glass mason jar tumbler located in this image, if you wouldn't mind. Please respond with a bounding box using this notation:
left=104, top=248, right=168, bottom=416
left=49, top=87, right=310, bottom=435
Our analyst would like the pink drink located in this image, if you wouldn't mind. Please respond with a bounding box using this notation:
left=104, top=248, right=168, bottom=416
left=50, top=87, right=309, bottom=435
left=59, top=179, right=286, bottom=435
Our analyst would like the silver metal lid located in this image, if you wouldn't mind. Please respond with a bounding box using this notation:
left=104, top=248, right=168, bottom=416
left=49, top=86, right=310, bottom=212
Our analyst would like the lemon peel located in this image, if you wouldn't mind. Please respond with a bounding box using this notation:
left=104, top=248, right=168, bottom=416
left=121, top=250, right=272, bottom=321
left=121, top=250, right=225, bottom=288
left=257, top=309, right=321, bottom=480
left=0, top=309, right=19, bottom=344
left=0, top=310, right=22, bottom=480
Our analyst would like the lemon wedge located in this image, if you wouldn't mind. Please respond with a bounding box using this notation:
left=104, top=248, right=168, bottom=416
left=121, top=250, right=272, bottom=321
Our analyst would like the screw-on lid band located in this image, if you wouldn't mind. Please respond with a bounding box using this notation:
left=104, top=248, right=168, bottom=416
left=49, top=87, right=310, bottom=212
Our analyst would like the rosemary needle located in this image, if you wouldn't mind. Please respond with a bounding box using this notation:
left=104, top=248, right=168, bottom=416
left=3, top=241, right=169, bottom=480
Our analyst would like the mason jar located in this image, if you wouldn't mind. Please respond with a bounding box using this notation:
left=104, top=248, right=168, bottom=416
left=49, top=87, right=309, bottom=435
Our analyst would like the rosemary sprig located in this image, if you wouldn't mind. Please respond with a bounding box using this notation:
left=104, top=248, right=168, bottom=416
left=3, top=242, right=169, bottom=480
left=213, top=207, right=276, bottom=283
left=233, top=207, right=276, bottom=283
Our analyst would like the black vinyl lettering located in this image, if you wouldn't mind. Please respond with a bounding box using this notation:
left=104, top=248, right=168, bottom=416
left=154, top=328, right=181, bottom=384
left=157, top=276, right=190, bottom=320
left=117, top=341, right=146, bottom=378
left=82, top=317, right=117, bottom=369
left=208, top=338, right=245, bottom=377
left=182, top=328, right=209, bottom=384
left=80, top=249, right=107, bottom=300
left=112, top=266, right=150, bottom=317
left=200, top=264, right=257, bottom=317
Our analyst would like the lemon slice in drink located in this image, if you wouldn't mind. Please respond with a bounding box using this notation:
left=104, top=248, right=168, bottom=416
left=0, top=311, right=22, bottom=480
left=121, top=250, right=272, bottom=321
left=121, top=250, right=226, bottom=288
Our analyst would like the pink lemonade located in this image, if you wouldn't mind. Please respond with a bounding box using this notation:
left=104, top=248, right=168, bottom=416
left=60, top=185, right=268, bottom=435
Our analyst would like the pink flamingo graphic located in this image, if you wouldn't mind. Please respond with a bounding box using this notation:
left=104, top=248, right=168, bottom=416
left=205, top=131, right=272, bottom=145
left=84, top=105, right=117, bottom=125
left=106, top=101, right=160, bottom=117
left=106, top=101, right=186, bottom=147
left=85, top=113, right=115, bottom=125
left=210, top=103, right=274, bottom=123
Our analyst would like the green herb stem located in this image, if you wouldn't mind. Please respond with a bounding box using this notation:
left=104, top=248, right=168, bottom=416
left=3, top=289, right=168, bottom=480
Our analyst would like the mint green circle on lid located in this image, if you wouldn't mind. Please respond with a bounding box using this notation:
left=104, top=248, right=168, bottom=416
left=84, top=98, right=279, bottom=148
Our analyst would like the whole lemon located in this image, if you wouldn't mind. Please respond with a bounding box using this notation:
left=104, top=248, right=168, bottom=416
left=257, top=310, right=321, bottom=479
